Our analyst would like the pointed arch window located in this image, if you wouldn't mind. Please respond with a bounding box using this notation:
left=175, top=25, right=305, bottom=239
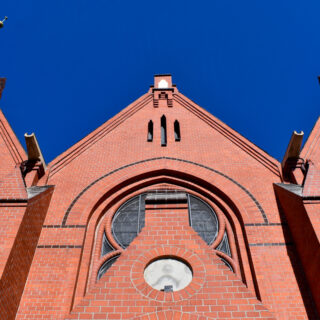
left=161, top=115, right=167, bottom=146
left=174, top=120, right=181, bottom=141
left=95, top=191, right=236, bottom=282
left=147, top=120, right=153, bottom=142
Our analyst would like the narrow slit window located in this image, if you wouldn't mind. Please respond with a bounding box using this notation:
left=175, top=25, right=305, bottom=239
left=161, top=115, right=167, bottom=146
left=147, top=120, right=153, bottom=142
left=174, top=120, right=181, bottom=141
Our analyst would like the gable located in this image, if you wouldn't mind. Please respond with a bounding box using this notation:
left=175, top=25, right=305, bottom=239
left=46, top=76, right=280, bottom=185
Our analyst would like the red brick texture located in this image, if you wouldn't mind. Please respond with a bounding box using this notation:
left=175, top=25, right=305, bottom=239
left=301, top=117, right=320, bottom=168
left=66, top=201, right=275, bottom=320
left=0, top=109, right=26, bottom=199
left=0, top=75, right=319, bottom=319
left=303, top=161, right=320, bottom=197
left=0, top=186, right=54, bottom=320
left=274, top=184, right=320, bottom=315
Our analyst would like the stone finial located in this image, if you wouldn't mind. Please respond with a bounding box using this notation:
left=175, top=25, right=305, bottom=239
left=24, top=133, right=46, bottom=170
left=282, top=131, right=304, bottom=166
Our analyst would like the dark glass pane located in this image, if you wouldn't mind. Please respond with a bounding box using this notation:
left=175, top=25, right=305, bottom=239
left=101, top=231, right=114, bottom=257
left=217, top=231, right=231, bottom=257
left=111, top=194, right=146, bottom=249
left=112, top=193, right=220, bottom=249
left=220, top=257, right=234, bottom=272
left=97, top=255, right=120, bottom=280
left=189, top=195, right=219, bottom=245
left=112, top=197, right=140, bottom=248
left=138, top=194, right=146, bottom=232
left=161, top=116, right=167, bottom=146
left=147, top=121, right=153, bottom=142
left=174, top=120, right=181, bottom=141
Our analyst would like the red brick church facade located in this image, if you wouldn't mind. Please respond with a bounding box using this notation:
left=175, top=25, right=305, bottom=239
left=0, top=75, right=319, bottom=319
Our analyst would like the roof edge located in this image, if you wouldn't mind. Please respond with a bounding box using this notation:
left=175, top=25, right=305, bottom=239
left=48, top=92, right=152, bottom=177
left=174, top=91, right=281, bottom=177
left=0, top=109, right=27, bottom=164
left=300, top=116, right=320, bottom=160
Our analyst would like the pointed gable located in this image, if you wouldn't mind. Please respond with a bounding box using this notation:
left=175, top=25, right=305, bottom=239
left=47, top=75, right=280, bottom=182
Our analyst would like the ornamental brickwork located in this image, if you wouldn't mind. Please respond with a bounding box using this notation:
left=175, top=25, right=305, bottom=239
left=0, top=75, right=319, bottom=320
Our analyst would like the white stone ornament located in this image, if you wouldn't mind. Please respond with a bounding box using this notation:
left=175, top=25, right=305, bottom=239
left=144, top=258, right=192, bottom=291
left=158, top=79, right=169, bottom=88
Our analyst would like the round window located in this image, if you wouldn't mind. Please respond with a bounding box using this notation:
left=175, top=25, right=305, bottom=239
left=144, top=258, right=192, bottom=292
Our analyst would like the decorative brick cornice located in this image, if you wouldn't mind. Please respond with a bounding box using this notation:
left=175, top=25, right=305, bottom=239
left=49, top=93, right=152, bottom=177
left=174, top=93, right=281, bottom=177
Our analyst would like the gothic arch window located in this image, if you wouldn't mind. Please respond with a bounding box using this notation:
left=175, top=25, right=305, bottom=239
left=111, top=194, right=147, bottom=249
left=95, top=191, right=236, bottom=281
left=174, top=120, right=181, bottom=141
left=147, top=120, right=153, bottom=142
left=187, top=194, right=219, bottom=246
left=161, top=115, right=167, bottom=146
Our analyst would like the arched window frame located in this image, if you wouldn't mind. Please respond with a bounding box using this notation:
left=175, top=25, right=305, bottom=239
left=147, top=120, right=153, bottom=142
left=174, top=120, right=181, bottom=141
left=88, top=187, right=243, bottom=294
left=161, top=115, right=167, bottom=146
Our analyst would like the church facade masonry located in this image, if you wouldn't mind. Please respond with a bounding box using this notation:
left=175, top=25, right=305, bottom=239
left=0, top=74, right=319, bottom=319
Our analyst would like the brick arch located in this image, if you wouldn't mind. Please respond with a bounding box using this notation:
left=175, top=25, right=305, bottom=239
left=70, top=174, right=263, bottom=308
left=131, top=310, right=212, bottom=320
left=62, top=157, right=268, bottom=227
left=86, top=180, right=241, bottom=288
left=67, top=177, right=275, bottom=320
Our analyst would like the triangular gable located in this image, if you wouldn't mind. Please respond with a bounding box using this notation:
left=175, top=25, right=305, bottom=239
left=48, top=84, right=281, bottom=178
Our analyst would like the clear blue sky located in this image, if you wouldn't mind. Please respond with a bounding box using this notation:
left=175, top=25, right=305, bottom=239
left=0, top=1, right=319, bottom=163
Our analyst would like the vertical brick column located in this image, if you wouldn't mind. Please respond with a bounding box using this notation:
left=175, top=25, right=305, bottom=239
left=145, top=192, right=189, bottom=230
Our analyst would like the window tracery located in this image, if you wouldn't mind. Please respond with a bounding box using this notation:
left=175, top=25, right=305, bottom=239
left=96, top=191, right=236, bottom=281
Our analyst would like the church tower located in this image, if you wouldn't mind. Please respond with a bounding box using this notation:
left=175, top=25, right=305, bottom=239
left=0, top=75, right=319, bottom=319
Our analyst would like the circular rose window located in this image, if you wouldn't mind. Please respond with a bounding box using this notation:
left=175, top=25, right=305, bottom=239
left=144, top=258, right=192, bottom=292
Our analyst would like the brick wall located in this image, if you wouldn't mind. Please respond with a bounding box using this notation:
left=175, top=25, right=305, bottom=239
left=66, top=195, right=275, bottom=320
left=0, top=186, right=54, bottom=319
left=2, top=76, right=319, bottom=319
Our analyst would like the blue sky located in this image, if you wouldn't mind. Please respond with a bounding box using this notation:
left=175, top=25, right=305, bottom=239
left=0, top=1, right=319, bottom=163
